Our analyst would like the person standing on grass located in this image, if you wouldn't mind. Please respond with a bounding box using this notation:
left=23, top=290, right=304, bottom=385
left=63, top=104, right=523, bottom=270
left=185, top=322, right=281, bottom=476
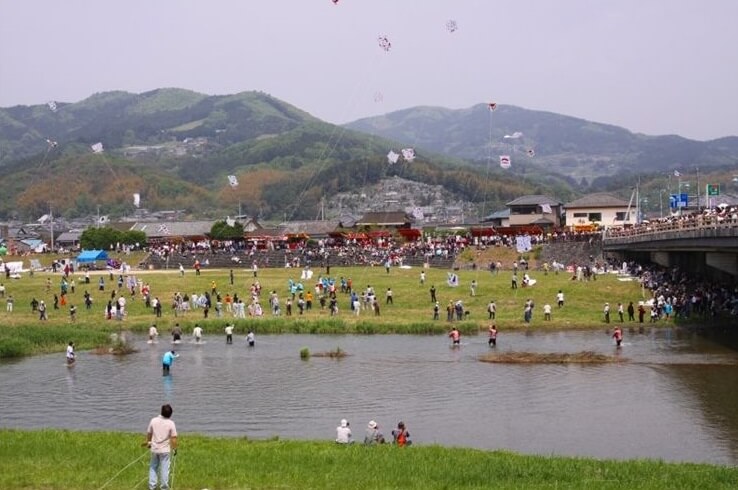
left=6, top=294, right=13, bottom=313
left=470, top=279, right=477, bottom=297
left=487, top=300, right=496, bottom=320
left=557, top=290, right=565, bottom=308
left=543, top=303, right=552, bottom=321
left=430, top=285, right=437, bottom=303
left=603, top=303, right=611, bottom=323
left=420, top=270, right=425, bottom=285
left=618, top=302, right=625, bottom=322
left=386, top=288, right=393, bottom=305
left=145, top=404, right=178, bottom=490
left=38, top=300, right=47, bottom=320
left=627, top=301, right=635, bottom=321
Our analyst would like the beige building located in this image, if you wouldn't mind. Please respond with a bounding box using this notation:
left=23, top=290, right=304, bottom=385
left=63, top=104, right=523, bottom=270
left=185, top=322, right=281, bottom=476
left=505, top=195, right=563, bottom=230
left=564, top=193, right=633, bottom=229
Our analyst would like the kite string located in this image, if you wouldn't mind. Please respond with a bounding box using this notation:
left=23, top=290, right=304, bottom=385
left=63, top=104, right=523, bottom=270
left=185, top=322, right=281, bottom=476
left=284, top=49, right=382, bottom=222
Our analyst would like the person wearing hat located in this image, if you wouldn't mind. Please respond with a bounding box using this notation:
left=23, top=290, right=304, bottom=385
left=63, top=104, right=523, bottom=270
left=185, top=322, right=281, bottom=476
left=335, top=419, right=353, bottom=444
left=364, top=420, right=385, bottom=445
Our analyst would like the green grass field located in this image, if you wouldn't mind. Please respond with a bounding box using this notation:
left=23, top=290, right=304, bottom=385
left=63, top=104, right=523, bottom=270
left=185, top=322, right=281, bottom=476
left=0, top=259, right=648, bottom=358
left=0, top=430, right=735, bottom=490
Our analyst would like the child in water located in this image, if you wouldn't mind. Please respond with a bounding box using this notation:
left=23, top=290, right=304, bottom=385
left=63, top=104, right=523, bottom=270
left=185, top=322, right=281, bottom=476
left=612, top=326, right=623, bottom=347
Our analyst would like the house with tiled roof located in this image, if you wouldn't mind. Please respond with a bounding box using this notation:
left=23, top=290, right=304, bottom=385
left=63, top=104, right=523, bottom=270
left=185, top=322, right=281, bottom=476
left=564, top=193, right=633, bottom=229
left=355, top=211, right=413, bottom=228
left=505, top=195, right=563, bottom=229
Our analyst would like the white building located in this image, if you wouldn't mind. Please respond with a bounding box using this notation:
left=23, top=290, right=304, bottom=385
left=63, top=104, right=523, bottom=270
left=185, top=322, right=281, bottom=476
left=564, top=193, right=633, bottom=229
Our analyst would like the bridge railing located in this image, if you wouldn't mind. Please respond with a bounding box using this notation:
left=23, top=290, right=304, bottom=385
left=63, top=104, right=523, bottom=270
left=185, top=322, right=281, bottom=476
left=603, top=215, right=738, bottom=240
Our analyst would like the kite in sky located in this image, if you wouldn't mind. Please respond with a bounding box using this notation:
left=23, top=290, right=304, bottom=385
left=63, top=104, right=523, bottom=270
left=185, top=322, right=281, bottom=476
left=373, top=91, right=384, bottom=103
left=527, top=149, right=536, bottom=157
left=46, top=139, right=58, bottom=148
left=91, top=142, right=104, bottom=154
left=504, top=132, right=523, bottom=139
left=47, top=101, right=57, bottom=112
left=499, top=155, right=511, bottom=169
left=227, top=175, right=239, bottom=188
left=488, top=102, right=498, bottom=111
left=401, top=148, right=416, bottom=162
left=446, top=20, right=458, bottom=33
left=378, top=35, right=392, bottom=52
left=387, top=150, right=400, bottom=164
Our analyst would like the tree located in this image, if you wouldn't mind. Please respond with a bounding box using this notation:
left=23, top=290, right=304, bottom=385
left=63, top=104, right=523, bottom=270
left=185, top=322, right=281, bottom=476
left=210, top=220, right=244, bottom=240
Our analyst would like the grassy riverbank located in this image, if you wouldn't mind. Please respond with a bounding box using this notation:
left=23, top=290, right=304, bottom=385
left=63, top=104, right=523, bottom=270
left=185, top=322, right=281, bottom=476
left=0, top=264, right=649, bottom=357
left=0, top=430, right=735, bottom=489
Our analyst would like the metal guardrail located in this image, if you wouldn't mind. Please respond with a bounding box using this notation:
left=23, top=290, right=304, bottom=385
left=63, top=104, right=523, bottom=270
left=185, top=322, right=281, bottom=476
left=603, top=216, right=738, bottom=241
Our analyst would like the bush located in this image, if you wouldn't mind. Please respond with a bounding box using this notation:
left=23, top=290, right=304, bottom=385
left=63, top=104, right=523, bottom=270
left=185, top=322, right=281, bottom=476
left=299, top=347, right=310, bottom=360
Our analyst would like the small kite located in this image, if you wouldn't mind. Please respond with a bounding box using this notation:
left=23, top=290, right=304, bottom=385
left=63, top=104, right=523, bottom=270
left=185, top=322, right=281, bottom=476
left=527, top=149, right=535, bottom=157
left=47, top=101, right=57, bottom=112
left=373, top=91, right=384, bottom=103
left=401, top=148, right=416, bottom=162
left=227, top=175, right=239, bottom=188
left=332, top=0, right=339, bottom=3
left=488, top=102, right=498, bottom=111
left=133, top=193, right=141, bottom=208
left=674, top=170, right=681, bottom=177
left=446, top=20, right=458, bottom=33
left=500, top=155, right=511, bottom=169
left=377, top=35, right=392, bottom=52
left=504, top=132, right=523, bottom=139
left=91, top=142, right=104, bottom=154
left=46, top=139, right=58, bottom=148
left=387, top=150, right=400, bottom=164
left=447, top=272, right=459, bottom=287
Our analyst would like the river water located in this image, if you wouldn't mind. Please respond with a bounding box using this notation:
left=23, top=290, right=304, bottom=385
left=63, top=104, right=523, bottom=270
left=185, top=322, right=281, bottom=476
left=1, top=328, right=737, bottom=465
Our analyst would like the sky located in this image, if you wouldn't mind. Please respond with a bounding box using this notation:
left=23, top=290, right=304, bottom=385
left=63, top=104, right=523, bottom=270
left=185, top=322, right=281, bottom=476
left=1, top=0, right=737, bottom=141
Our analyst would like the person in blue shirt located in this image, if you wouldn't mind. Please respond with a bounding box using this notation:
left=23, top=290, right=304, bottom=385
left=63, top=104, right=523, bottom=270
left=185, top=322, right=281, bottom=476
left=162, top=350, right=178, bottom=376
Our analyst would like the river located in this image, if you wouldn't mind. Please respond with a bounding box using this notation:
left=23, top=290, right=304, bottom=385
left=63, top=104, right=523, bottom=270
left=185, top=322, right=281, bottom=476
left=1, top=328, right=737, bottom=465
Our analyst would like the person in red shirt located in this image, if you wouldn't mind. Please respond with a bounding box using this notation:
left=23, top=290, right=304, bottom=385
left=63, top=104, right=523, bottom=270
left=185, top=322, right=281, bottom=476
left=449, top=327, right=461, bottom=346
left=612, top=326, right=623, bottom=347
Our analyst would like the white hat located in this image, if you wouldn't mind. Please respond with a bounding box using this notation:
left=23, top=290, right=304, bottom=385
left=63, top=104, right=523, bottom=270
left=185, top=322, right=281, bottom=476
left=368, top=420, right=377, bottom=429
left=340, top=419, right=348, bottom=428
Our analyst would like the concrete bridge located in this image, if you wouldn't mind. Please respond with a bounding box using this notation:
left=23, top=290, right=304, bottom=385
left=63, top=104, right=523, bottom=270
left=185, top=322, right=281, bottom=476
left=602, top=215, right=738, bottom=281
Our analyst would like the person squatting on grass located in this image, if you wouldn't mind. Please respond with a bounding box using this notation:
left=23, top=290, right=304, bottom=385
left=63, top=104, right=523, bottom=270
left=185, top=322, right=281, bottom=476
left=336, top=419, right=353, bottom=444
left=145, top=404, right=178, bottom=490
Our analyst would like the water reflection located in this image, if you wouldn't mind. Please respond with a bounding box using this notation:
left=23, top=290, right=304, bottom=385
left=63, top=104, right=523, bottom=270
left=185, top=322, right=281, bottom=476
left=1, top=330, right=737, bottom=465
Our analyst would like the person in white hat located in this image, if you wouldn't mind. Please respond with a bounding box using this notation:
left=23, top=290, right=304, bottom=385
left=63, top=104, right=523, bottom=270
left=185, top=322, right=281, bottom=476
left=364, top=420, right=385, bottom=445
left=335, top=419, right=352, bottom=444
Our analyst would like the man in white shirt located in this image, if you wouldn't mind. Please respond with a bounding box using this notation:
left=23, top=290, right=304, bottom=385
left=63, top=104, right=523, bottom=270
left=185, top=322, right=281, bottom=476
left=225, top=324, right=234, bottom=344
left=336, top=419, right=352, bottom=444
left=193, top=324, right=203, bottom=343
left=145, top=404, right=178, bottom=490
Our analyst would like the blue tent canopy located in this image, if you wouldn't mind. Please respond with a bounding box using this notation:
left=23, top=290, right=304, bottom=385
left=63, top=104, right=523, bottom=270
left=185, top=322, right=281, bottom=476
left=76, top=250, right=109, bottom=263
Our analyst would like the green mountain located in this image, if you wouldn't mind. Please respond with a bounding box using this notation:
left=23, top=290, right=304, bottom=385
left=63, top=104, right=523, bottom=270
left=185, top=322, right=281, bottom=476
left=345, top=104, right=738, bottom=189
left=0, top=89, right=557, bottom=221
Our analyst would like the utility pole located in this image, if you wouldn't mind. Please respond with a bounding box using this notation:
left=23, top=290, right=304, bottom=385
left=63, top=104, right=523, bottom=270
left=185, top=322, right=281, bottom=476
left=696, top=167, right=701, bottom=213
left=49, top=204, right=55, bottom=252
